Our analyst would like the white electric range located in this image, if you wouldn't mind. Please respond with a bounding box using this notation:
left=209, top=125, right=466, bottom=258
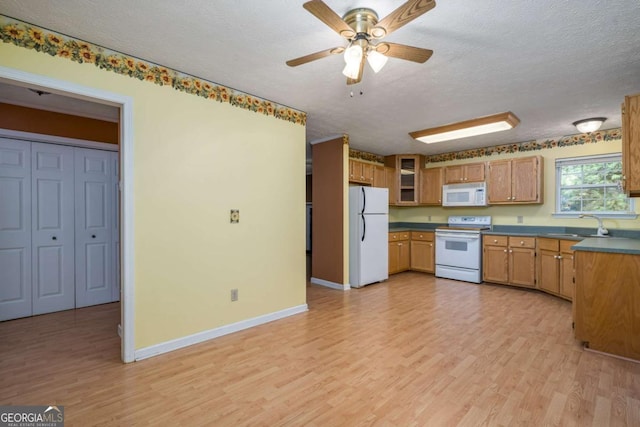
left=435, top=216, right=492, bottom=283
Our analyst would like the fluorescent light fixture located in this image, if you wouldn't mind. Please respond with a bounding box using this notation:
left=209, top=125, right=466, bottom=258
left=367, top=50, right=388, bottom=73
left=573, top=117, right=606, bottom=134
left=410, top=112, right=520, bottom=144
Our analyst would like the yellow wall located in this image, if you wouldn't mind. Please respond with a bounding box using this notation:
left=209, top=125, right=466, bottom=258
left=0, top=42, right=306, bottom=349
left=391, top=139, right=640, bottom=230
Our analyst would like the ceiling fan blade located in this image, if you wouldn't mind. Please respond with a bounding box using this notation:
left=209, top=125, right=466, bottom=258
left=303, top=0, right=356, bottom=39
left=371, top=0, right=436, bottom=39
left=286, top=47, right=345, bottom=67
left=376, top=42, right=433, bottom=63
left=347, top=57, right=365, bottom=85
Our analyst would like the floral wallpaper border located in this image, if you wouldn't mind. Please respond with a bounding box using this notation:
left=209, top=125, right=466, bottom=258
left=350, top=128, right=621, bottom=164
left=0, top=15, right=306, bottom=125
left=424, top=128, right=621, bottom=164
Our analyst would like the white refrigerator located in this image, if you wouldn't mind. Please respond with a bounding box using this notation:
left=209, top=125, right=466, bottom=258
left=349, top=186, right=389, bottom=288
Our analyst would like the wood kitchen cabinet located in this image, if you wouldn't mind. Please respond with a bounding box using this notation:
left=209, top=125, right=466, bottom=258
left=537, top=238, right=575, bottom=300
left=444, top=162, right=486, bottom=184
left=483, top=235, right=509, bottom=284
left=622, top=93, right=640, bottom=196
left=389, top=231, right=410, bottom=274
left=384, top=155, right=425, bottom=205
left=419, top=167, right=443, bottom=205
left=385, top=167, right=397, bottom=205
left=574, top=250, right=640, bottom=360
left=349, top=159, right=374, bottom=185
left=487, top=156, right=543, bottom=204
left=483, top=235, right=536, bottom=287
left=372, top=165, right=386, bottom=188
left=410, top=231, right=435, bottom=273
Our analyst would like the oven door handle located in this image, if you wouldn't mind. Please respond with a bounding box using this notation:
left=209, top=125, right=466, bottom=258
left=436, top=233, right=479, bottom=241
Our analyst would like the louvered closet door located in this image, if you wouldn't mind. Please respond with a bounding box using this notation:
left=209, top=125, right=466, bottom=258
left=0, top=138, right=32, bottom=321
left=31, top=142, right=75, bottom=315
left=75, top=147, right=114, bottom=308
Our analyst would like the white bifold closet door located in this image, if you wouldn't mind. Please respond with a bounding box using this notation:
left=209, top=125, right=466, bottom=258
left=0, top=138, right=118, bottom=321
left=32, top=142, right=76, bottom=315
left=74, top=147, right=116, bottom=308
left=0, top=138, right=32, bottom=321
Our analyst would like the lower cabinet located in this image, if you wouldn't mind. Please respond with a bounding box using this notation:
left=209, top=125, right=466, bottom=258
left=483, top=235, right=536, bottom=287
left=537, top=238, right=575, bottom=300
left=574, top=250, right=640, bottom=360
left=410, top=231, right=435, bottom=273
left=389, top=231, right=410, bottom=274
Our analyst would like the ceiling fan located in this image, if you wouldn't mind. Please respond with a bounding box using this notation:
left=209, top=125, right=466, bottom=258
left=286, top=0, right=435, bottom=85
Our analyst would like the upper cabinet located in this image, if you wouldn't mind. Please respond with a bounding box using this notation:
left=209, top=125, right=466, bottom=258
left=384, top=155, right=425, bottom=205
left=622, top=93, right=640, bottom=196
left=487, top=156, right=543, bottom=204
left=348, top=159, right=374, bottom=185
left=419, top=167, right=443, bottom=205
left=444, top=162, right=486, bottom=184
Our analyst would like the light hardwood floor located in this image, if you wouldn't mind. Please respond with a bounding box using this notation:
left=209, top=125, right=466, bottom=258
left=2, top=272, right=639, bottom=426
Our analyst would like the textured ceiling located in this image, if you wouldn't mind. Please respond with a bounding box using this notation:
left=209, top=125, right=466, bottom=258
left=1, top=0, right=640, bottom=158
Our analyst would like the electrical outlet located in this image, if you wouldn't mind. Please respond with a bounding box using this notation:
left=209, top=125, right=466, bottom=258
left=230, top=288, right=238, bottom=301
left=428, top=215, right=432, bottom=221
left=517, top=216, right=524, bottom=224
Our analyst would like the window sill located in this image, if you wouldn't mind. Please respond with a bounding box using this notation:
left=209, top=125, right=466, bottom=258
left=552, top=212, right=638, bottom=219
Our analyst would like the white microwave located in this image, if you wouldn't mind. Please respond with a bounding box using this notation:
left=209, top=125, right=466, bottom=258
left=442, top=182, right=487, bottom=207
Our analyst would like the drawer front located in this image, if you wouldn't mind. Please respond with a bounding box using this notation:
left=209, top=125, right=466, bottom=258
left=411, top=231, right=434, bottom=241
left=483, top=235, right=508, bottom=246
left=389, top=232, right=410, bottom=242
left=508, top=236, right=536, bottom=249
left=537, top=238, right=560, bottom=251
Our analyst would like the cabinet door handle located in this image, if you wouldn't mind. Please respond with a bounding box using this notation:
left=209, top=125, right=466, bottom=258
left=52, top=236, right=57, bottom=240
left=92, top=235, right=96, bottom=239
left=429, top=243, right=433, bottom=247
left=503, top=249, right=507, bottom=253
left=520, top=241, right=524, bottom=245
left=509, top=249, right=513, bottom=253
left=493, top=239, right=498, bottom=243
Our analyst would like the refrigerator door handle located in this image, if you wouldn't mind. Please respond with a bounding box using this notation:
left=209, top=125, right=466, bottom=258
left=361, top=215, right=366, bottom=242
left=361, top=187, right=366, bottom=214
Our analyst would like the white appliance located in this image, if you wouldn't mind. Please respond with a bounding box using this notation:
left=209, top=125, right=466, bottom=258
left=435, top=216, right=491, bottom=283
left=442, top=182, right=487, bottom=207
left=349, top=186, right=389, bottom=288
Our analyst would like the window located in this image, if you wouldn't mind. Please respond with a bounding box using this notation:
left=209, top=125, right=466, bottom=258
left=555, top=154, right=634, bottom=216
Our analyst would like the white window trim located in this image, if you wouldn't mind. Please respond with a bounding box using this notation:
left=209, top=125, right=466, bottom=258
left=553, top=153, right=637, bottom=219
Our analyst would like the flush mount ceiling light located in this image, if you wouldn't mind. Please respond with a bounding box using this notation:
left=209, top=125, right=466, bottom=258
left=572, top=117, right=606, bottom=134
left=410, top=112, right=521, bottom=144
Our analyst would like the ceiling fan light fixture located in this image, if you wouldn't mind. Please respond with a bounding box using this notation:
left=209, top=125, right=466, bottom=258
left=343, top=44, right=363, bottom=64
left=410, top=112, right=520, bottom=144
left=572, top=117, right=606, bottom=134
left=342, top=62, right=361, bottom=79
left=367, top=50, right=388, bottom=73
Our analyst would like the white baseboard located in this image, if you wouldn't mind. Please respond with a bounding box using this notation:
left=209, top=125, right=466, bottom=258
left=134, top=304, right=308, bottom=361
left=310, top=277, right=350, bottom=291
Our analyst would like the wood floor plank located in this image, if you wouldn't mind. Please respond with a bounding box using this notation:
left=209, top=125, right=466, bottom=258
left=1, top=271, right=640, bottom=425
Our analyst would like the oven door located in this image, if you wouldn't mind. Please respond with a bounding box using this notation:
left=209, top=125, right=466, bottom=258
left=435, top=231, right=481, bottom=269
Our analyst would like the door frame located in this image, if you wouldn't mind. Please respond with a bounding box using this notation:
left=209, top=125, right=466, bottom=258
left=0, top=66, right=135, bottom=363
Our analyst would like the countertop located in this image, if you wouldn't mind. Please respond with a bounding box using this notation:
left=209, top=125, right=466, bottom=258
left=388, top=224, right=640, bottom=254
left=571, top=237, right=640, bottom=255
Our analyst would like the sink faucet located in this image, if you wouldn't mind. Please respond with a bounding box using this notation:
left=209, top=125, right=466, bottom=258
left=579, top=214, right=609, bottom=236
